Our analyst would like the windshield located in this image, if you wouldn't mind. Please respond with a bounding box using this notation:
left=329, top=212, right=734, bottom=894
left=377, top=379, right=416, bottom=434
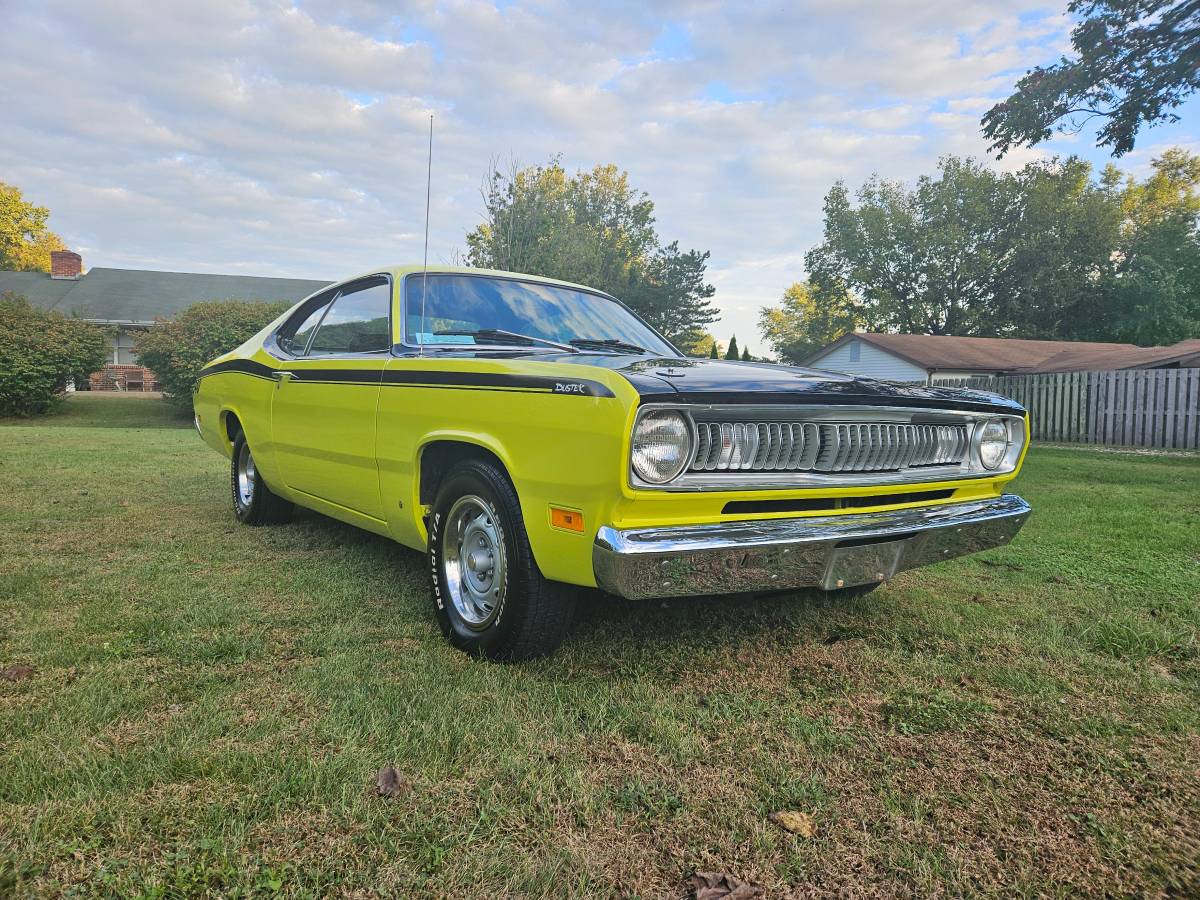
left=403, top=273, right=678, bottom=356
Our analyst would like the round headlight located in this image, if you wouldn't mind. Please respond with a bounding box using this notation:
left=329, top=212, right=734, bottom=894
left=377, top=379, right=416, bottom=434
left=978, top=419, right=1010, bottom=470
left=631, top=411, right=691, bottom=484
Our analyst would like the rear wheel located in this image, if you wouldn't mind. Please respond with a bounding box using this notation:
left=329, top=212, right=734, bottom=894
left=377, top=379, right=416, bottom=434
left=428, top=458, right=576, bottom=661
left=231, top=431, right=293, bottom=526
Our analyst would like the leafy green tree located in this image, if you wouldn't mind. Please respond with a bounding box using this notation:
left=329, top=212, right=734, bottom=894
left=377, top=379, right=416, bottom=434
left=708, top=342, right=719, bottom=359
left=740, top=347, right=751, bottom=361
left=0, top=292, right=109, bottom=416
left=1, top=182, right=67, bottom=272
left=724, top=335, right=740, bottom=360
left=465, top=157, right=717, bottom=347
left=983, top=1, right=1200, bottom=157
left=1097, top=148, right=1200, bottom=343
left=805, top=157, right=1014, bottom=336
left=135, top=300, right=290, bottom=412
left=792, top=150, right=1199, bottom=346
left=759, top=281, right=860, bottom=364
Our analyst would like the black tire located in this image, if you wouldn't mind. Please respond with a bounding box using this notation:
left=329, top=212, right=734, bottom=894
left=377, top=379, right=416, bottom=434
left=428, top=458, right=576, bottom=661
left=230, top=431, right=293, bottom=526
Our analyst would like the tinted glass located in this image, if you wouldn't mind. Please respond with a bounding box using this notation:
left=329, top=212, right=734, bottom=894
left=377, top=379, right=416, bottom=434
left=308, top=278, right=392, bottom=355
left=404, top=274, right=677, bottom=355
left=277, top=293, right=334, bottom=355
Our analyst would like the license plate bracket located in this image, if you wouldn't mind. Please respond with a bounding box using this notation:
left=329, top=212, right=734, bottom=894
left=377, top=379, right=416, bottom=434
left=820, top=539, right=908, bottom=591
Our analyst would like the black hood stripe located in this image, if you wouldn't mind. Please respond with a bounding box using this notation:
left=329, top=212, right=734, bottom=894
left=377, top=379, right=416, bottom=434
left=197, top=359, right=615, bottom=397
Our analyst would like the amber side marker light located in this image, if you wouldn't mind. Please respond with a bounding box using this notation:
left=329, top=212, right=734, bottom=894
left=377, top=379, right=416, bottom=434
left=550, top=507, right=584, bottom=532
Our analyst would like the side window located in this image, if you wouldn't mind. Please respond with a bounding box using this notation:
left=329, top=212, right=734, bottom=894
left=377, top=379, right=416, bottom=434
left=277, top=292, right=335, bottom=356
left=307, top=277, right=392, bottom=355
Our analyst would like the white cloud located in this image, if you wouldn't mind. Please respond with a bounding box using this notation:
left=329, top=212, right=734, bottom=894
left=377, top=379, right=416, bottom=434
left=0, top=0, right=1196, bottom=347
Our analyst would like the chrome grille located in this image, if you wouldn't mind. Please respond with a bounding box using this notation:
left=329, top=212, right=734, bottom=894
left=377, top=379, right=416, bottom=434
left=690, top=421, right=969, bottom=474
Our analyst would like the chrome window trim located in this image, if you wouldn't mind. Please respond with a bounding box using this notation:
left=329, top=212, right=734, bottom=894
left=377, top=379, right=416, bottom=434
left=628, top=403, right=1026, bottom=491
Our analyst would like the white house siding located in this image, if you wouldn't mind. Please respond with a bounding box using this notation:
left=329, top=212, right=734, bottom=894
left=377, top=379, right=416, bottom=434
left=807, top=338, right=928, bottom=382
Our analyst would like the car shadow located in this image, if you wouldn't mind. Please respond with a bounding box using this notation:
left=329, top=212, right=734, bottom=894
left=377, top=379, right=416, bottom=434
left=283, top=508, right=884, bottom=666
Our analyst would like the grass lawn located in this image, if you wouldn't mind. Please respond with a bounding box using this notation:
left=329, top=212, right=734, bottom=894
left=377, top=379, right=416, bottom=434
left=2, top=394, right=1198, bottom=896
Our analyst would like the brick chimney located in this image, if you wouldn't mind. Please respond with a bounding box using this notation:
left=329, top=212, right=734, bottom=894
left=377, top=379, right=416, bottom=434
left=50, top=250, right=82, bottom=280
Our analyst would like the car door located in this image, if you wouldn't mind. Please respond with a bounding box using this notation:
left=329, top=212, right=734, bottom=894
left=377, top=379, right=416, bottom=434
left=270, top=275, right=392, bottom=521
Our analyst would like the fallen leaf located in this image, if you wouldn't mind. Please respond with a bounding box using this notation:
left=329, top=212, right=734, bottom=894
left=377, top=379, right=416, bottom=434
left=768, top=810, right=817, bottom=837
left=375, top=765, right=408, bottom=799
left=688, top=871, right=763, bottom=899
left=1, top=664, right=35, bottom=682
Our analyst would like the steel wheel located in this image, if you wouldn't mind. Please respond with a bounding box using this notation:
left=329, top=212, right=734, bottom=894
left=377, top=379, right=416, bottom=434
left=236, top=441, right=257, bottom=511
left=442, top=494, right=506, bottom=629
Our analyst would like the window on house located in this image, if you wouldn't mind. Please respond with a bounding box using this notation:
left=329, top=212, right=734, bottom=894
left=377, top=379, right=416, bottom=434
left=848, top=340, right=861, bottom=362
left=307, top=277, right=392, bottom=355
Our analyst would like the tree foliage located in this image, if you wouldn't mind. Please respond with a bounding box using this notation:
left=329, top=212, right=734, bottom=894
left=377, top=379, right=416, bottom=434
left=464, top=157, right=718, bottom=348
left=0, top=292, right=109, bottom=416
left=0, top=182, right=67, bottom=273
left=759, top=281, right=861, bottom=365
left=135, top=300, right=290, bottom=412
left=724, top=334, right=740, bottom=360
left=788, top=151, right=1200, bottom=348
left=983, top=1, right=1200, bottom=157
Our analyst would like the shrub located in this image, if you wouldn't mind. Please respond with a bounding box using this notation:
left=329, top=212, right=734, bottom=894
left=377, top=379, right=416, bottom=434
left=135, top=299, right=291, bottom=411
left=0, top=292, right=110, bottom=416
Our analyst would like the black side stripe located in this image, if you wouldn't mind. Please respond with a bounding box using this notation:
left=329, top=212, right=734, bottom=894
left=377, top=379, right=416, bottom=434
left=198, top=359, right=615, bottom=397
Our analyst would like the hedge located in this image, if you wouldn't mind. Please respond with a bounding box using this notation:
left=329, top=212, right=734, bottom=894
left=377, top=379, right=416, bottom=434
left=135, top=299, right=291, bottom=412
left=0, top=292, right=110, bottom=416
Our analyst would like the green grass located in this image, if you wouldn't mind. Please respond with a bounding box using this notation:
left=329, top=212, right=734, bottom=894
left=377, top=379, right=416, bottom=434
left=0, top=392, right=192, bottom=429
left=1, top=394, right=1198, bottom=896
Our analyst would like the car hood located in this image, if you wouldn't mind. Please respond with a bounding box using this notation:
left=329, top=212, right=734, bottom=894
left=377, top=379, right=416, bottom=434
left=551, top=353, right=1023, bottom=414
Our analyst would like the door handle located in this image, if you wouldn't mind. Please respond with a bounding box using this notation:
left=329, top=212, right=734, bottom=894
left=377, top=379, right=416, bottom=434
left=271, top=370, right=297, bottom=385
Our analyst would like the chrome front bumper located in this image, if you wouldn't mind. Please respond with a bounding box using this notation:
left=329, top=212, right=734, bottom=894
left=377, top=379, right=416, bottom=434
left=592, top=494, right=1031, bottom=600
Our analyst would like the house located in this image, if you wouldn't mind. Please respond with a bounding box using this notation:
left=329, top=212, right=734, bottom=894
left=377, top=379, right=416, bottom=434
left=803, top=332, right=1200, bottom=384
left=0, top=250, right=329, bottom=388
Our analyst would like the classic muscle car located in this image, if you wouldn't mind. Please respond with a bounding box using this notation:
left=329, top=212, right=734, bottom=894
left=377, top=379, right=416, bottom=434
left=194, top=265, right=1031, bottom=659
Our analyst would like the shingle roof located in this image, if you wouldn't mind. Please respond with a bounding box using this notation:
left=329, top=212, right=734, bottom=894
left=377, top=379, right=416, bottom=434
left=808, top=332, right=1200, bottom=374
left=0, top=267, right=331, bottom=323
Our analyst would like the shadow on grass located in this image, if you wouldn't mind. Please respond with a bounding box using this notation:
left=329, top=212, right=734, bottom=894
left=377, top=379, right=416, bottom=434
left=285, top=506, right=880, bottom=668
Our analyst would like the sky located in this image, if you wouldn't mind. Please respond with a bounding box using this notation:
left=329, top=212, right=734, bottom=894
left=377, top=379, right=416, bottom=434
left=2, top=0, right=1197, bottom=351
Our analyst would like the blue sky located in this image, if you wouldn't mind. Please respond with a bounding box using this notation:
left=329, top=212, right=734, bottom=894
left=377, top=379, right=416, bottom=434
left=2, top=0, right=1196, bottom=350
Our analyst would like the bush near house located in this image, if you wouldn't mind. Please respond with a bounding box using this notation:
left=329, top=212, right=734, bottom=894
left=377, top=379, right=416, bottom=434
left=0, top=292, right=109, bottom=416
left=135, top=299, right=290, bottom=412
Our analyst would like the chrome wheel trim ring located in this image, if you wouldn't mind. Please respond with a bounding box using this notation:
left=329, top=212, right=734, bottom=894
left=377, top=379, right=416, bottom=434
left=236, top=443, right=256, bottom=510
left=443, top=494, right=505, bottom=629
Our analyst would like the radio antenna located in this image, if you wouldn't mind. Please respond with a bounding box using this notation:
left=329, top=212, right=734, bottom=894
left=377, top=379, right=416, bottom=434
left=419, top=113, right=433, bottom=358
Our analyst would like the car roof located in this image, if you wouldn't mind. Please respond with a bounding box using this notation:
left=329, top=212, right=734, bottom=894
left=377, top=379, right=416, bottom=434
left=327, top=264, right=612, bottom=300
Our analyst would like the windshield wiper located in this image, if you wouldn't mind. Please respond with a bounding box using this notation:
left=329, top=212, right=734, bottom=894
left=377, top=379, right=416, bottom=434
left=433, top=329, right=578, bottom=353
left=568, top=337, right=648, bottom=354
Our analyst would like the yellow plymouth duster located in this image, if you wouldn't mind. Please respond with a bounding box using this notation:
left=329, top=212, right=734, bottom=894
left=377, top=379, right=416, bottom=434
left=194, top=266, right=1031, bottom=659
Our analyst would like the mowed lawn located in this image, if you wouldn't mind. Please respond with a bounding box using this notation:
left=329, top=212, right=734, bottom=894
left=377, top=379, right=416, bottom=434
left=1, top=395, right=1198, bottom=897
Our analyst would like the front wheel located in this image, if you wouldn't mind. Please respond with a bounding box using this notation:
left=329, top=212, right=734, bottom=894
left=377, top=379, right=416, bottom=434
left=231, top=431, right=293, bottom=526
left=428, top=459, right=576, bottom=661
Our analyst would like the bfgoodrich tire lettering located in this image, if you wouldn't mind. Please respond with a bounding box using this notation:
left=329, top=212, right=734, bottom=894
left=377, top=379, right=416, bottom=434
left=429, top=458, right=576, bottom=661
left=230, top=431, right=294, bottom=526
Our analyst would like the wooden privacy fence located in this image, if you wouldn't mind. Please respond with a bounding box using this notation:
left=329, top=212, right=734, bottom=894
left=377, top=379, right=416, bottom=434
left=936, top=369, right=1200, bottom=449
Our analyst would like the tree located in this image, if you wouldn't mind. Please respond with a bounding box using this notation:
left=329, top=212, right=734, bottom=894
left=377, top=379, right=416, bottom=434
left=724, top=335, right=740, bottom=360
left=759, top=281, right=860, bottom=365
left=791, top=150, right=1199, bottom=345
left=0, top=292, right=109, bottom=415
left=740, top=347, right=751, bottom=361
left=805, top=157, right=1016, bottom=337
left=708, top=342, right=719, bottom=359
left=0, top=182, right=67, bottom=272
left=983, top=1, right=1200, bottom=157
left=464, top=157, right=718, bottom=347
left=135, top=300, right=290, bottom=412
